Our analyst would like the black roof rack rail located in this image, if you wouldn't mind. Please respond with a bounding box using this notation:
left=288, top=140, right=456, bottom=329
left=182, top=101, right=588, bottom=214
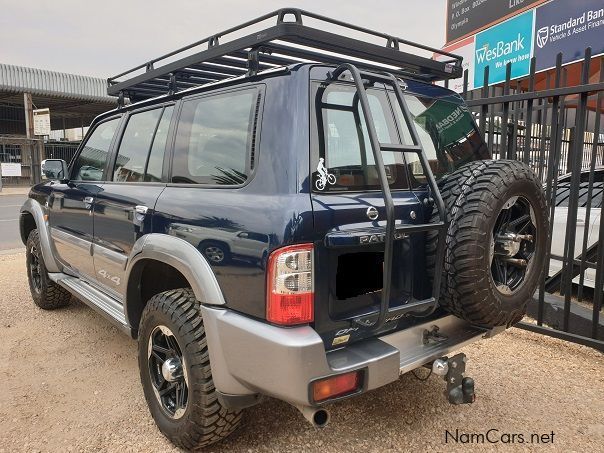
left=107, top=8, right=462, bottom=101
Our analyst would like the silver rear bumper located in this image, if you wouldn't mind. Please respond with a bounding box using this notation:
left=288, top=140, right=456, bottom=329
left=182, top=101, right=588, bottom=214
left=201, top=306, right=490, bottom=407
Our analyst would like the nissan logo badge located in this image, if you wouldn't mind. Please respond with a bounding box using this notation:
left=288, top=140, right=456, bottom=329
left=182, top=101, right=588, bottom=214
left=366, top=206, right=379, bottom=221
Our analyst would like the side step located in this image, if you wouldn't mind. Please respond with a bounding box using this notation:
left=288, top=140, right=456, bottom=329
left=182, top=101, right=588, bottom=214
left=49, top=273, right=130, bottom=334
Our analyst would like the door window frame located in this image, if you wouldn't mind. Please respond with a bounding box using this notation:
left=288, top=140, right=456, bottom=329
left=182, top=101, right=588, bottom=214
left=106, top=102, right=177, bottom=186
left=69, top=114, right=124, bottom=182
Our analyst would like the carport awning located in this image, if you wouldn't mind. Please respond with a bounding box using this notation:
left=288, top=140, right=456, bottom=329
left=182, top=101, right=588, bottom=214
left=0, top=63, right=116, bottom=132
left=0, top=63, right=114, bottom=103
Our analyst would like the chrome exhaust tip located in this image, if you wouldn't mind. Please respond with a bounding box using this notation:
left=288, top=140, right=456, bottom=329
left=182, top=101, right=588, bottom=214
left=295, top=404, right=330, bottom=428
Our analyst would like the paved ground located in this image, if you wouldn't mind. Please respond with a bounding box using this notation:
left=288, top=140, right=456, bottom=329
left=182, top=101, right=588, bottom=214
left=1, top=252, right=603, bottom=452
left=0, top=194, right=27, bottom=252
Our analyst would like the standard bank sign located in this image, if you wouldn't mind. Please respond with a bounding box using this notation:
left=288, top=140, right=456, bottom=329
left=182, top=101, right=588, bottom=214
left=534, top=0, right=604, bottom=71
left=474, top=11, right=534, bottom=88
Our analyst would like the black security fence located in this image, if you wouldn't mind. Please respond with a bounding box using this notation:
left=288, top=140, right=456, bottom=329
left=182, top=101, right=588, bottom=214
left=44, top=141, right=80, bottom=163
left=459, top=48, right=604, bottom=351
left=0, top=138, right=79, bottom=186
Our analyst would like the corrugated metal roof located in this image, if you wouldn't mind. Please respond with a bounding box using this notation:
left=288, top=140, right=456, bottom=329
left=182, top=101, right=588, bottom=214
left=0, top=63, right=114, bottom=103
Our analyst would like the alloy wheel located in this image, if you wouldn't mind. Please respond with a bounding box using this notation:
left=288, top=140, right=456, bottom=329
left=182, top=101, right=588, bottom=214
left=147, top=325, right=189, bottom=419
left=490, top=196, right=537, bottom=295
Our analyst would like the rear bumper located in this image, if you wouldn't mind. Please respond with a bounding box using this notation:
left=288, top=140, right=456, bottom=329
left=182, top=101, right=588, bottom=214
left=201, top=306, right=490, bottom=407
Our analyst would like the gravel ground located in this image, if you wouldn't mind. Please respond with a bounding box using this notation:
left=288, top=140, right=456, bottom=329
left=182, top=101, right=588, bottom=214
left=1, top=251, right=603, bottom=452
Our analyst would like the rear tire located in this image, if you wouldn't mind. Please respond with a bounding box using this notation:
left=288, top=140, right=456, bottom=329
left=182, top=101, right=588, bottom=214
left=427, top=160, right=548, bottom=328
left=138, top=288, right=242, bottom=449
left=26, top=229, right=71, bottom=310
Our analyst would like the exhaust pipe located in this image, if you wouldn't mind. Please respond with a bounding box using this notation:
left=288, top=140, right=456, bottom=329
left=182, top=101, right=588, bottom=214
left=295, top=404, right=330, bottom=428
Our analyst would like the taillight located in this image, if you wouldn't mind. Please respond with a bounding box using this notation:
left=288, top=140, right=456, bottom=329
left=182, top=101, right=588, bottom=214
left=266, top=244, right=314, bottom=325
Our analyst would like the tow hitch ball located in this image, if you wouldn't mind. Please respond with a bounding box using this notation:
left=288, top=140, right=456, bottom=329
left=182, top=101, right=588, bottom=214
left=431, top=353, right=475, bottom=405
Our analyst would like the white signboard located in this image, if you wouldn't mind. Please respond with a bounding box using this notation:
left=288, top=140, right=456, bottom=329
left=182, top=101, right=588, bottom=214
left=33, top=108, right=51, bottom=136
left=1, top=163, right=22, bottom=177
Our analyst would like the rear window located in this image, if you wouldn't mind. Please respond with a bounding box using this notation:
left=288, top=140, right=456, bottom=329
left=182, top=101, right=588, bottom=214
left=171, top=89, right=259, bottom=185
left=313, top=83, right=410, bottom=192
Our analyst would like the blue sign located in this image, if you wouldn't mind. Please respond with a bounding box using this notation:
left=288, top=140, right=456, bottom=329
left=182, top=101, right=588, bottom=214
left=474, top=11, right=534, bottom=88
left=534, top=0, right=604, bottom=72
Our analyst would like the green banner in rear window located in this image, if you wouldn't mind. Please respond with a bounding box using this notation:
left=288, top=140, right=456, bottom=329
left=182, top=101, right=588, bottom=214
left=415, top=101, right=474, bottom=148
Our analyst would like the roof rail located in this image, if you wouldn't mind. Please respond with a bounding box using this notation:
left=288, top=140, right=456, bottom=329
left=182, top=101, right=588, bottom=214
left=107, top=8, right=462, bottom=101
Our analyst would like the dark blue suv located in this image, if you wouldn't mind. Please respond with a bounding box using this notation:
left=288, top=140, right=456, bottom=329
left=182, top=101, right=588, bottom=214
left=19, top=9, right=547, bottom=449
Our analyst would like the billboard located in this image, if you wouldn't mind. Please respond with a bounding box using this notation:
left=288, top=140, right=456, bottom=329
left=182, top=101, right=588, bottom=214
left=534, top=0, right=604, bottom=72
left=474, top=11, right=534, bottom=89
left=447, top=0, right=545, bottom=44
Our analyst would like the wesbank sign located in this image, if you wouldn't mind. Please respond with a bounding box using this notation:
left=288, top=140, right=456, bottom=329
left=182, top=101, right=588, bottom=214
left=474, top=10, right=534, bottom=88
left=475, top=33, right=527, bottom=65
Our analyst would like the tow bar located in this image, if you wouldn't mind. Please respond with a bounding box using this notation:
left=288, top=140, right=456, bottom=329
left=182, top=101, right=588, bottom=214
left=431, top=353, right=475, bottom=405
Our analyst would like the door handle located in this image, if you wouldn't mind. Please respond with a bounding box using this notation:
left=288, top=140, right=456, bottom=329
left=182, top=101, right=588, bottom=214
left=83, top=196, right=94, bottom=209
left=134, top=205, right=148, bottom=225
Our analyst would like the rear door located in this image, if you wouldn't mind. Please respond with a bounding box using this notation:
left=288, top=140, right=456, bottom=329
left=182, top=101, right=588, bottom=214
left=92, top=105, right=174, bottom=297
left=310, top=81, right=427, bottom=346
left=310, top=77, right=489, bottom=348
left=48, top=116, right=121, bottom=280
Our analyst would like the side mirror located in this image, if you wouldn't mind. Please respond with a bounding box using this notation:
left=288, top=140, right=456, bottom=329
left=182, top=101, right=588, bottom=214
left=41, top=159, right=69, bottom=182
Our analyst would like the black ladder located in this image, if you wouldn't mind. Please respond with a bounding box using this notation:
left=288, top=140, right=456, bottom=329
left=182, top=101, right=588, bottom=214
left=327, top=63, right=447, bottom=332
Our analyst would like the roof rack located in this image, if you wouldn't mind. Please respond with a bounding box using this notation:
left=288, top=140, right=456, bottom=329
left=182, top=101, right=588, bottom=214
left=107, top=8, right=462, bottom=101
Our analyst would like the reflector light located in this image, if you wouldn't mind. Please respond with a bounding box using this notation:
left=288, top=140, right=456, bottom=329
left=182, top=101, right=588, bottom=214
left=312, top=371, right=362, bottom=402
left=267, top=244, right=314, bottom=325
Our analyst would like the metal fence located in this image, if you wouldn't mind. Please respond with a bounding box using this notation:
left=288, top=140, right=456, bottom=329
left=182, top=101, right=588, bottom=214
left=44, top=141, right=80, bottom=164
left=0, top=139, right=79, bottom=187
left=0, top=137, right=39, bottom=186
left=459, top=48, right=604, bottom=351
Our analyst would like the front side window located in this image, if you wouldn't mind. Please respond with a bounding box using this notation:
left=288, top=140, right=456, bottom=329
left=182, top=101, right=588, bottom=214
left=171, top=89, right=258, bottom=185
left=314, top=83, right=410, bottom=192
left=113, top=107, right=172, bottom=183
left=71, top=117, right=120, bottom=181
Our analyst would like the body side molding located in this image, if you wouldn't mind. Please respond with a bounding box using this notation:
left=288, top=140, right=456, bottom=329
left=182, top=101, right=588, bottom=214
left=20, top=198, right=62, bottom=273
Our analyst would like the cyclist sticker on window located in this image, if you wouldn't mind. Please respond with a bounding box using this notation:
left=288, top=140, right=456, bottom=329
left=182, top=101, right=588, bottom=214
left=315, top=157, right=336, bottom=191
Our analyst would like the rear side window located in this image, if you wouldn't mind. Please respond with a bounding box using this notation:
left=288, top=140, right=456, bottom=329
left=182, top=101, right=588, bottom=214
left=113, top=106, right=173, bottom=183
left=71, top=117, right=120, bottom=181
left=314, top=83, right=410, bottom=192
left=171, top=89, right=259, bottom=185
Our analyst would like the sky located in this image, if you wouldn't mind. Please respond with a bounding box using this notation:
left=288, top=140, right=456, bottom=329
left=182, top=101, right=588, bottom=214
left=0, top=0, right=448, bottom=78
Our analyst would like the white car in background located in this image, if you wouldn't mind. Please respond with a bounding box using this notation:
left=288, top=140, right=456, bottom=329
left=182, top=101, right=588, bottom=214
left=549, top=168, right=603, bottom=289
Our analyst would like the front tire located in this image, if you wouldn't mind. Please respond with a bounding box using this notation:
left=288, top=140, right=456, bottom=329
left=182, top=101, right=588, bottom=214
left=138, top=288, right=242, bottom=450
left=26, top=229, right=71, bottom=309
